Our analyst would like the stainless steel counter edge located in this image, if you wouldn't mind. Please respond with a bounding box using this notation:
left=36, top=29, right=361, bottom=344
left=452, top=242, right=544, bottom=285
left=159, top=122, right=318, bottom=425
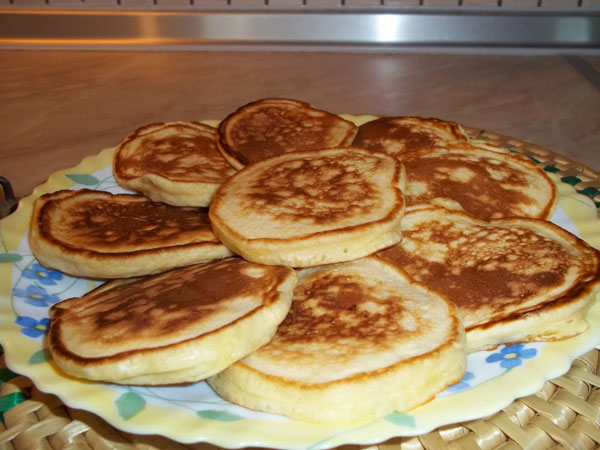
left=1, top=8, right=599, bottom=52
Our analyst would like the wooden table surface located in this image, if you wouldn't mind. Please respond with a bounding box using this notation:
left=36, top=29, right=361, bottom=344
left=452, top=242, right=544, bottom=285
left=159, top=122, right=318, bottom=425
left=1, top=50, right=599, bottom=201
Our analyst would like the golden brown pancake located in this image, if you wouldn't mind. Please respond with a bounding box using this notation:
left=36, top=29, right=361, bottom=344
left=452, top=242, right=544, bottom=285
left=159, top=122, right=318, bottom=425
left=399, top=144, right=557, bottom=220
left=217, top=98, right=358, bottom=169
left=29, top=189, right=233, bottom=279
left=113, top=121, right=237, bottom=207
left=49, top=258, right=297, bottom=384
left=376, top=205, right=600, bottom=351
left=352, top=116, right=469, bottom=157
left=208, top=256, right=466, bottom=423
left=209, top=147, right=406, bottom=267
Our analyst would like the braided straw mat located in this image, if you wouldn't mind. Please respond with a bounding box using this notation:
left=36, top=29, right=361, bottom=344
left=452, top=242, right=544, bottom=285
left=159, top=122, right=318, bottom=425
left=1, top=130, right=599, bottom=450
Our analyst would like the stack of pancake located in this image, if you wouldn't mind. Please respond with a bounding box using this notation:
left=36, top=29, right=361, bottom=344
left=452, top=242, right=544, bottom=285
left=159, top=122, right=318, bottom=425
left=29, top=98, right=600, bottom=424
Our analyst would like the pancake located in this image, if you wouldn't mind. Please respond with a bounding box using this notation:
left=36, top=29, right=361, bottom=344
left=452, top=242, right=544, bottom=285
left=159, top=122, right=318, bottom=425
left=217, top=98, right=358, bottom=169
left=352, top=116, right=469, bottom=157
left=376, top=205, right=600, bottom=352
left=49, top=257, right=297, bottom=385
left=207, top=256, right=466, bottom=423
left=113, top=121, right=237, bottom=207
left=29, top=189, right=233, bottom=279
left=399, top=144, right=557, bottom=220
left=209, top=147, right=406, bottom=267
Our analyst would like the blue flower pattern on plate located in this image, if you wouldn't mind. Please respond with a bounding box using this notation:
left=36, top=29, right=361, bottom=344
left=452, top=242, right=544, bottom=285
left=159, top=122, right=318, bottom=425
left=485, top=344, right=537, bottom=369
left=22, top=263, right=63, bottom=286
left=446, top=371, right=475, bottom=393
left=15, top=316, right=50, bottom=338
left=13, top=284, right=60, bottom=307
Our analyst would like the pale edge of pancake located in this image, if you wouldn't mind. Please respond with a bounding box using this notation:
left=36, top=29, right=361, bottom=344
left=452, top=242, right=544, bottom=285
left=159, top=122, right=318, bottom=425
left=212, top=214, right=404, bottom=268
left=115, top=172, right=222, bottom=208
left=49, top=269, right=298, bottom=385
left=28, top=193, right=234, bottom=279
left=466, top=278, right=600, bottom=353
left=207, top=328, right=465, bottom=424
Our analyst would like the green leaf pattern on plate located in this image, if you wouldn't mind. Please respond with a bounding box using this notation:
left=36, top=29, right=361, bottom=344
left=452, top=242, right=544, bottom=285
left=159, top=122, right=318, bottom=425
left=384, top=412, right=416, bottom=427
left=115, top=391, right=146, bottom=420
left=28, top=348, right=53, bottom=365
left=197, top=410, right=244, bottom=422
left=65, top=172, right=122, bottom=191
left=66, top=174, right=100, bottom=186
left=0, top=253, right=22, bottom=263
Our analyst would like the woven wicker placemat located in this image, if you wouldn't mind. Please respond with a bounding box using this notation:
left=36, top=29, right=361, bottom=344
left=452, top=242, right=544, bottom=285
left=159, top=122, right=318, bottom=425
left=1, top=132, right=599, bottom=450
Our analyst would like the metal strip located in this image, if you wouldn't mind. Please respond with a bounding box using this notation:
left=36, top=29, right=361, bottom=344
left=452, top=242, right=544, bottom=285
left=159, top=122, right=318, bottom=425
left=0, top=9, right=599, bottom=50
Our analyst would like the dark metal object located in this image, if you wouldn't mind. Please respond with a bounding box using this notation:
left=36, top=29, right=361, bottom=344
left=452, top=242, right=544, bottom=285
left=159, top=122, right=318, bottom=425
left=0, top=177, right=18, bottom=219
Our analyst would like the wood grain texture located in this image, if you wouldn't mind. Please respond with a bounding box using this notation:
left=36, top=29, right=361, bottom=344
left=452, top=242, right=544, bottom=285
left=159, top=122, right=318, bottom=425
left=0, top=51, right=598, bottom=199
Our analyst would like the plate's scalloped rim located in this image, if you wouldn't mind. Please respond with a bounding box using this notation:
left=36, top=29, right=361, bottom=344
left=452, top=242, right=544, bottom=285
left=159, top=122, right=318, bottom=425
left=1, top=117, right=600, bottom=449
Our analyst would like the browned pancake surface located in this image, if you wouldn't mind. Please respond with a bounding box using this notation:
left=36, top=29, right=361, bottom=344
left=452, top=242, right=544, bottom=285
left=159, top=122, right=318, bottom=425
left=218, top=99, right=357, bottom=167
left=50, top=258, right=293, bottom=358
left=274, top=272, right=417, bottom=351
left=352, top=116, right=468, bottom=157
left=115, top=122, right=236, bottom=183
left=377, top=206, right=600, bottom=329
left=37, top=189, right=217, bottom=253
left=242, top=257, right=459, bottom=381
left=234, top=149, right=395, bottom=229
left=400, top=146, right=557, bottom=220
